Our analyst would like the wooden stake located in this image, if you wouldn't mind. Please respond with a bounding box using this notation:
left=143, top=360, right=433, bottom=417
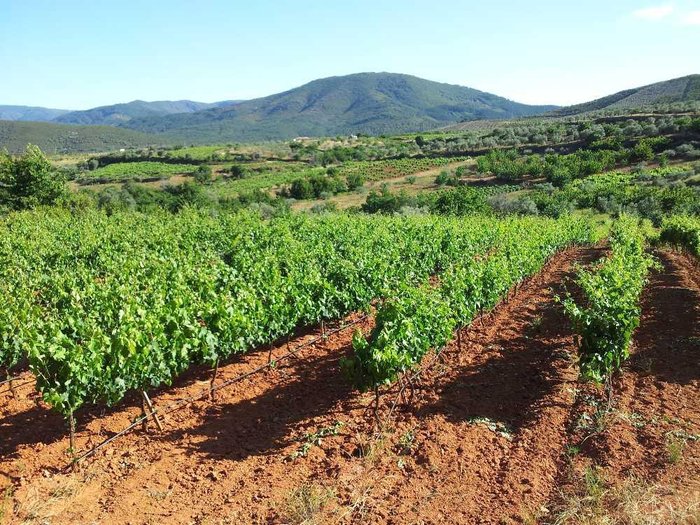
left=373, top=386, right=381, bottom=425
left=210, top=359, right=219, bottom=400
left=287, top=336, right=299, bottom=360
left=69, top=413, right=76, bottom=453
left=321, top=320, right=326, bottom=339
left=141, top=394, right=149, bottom=432
left=141, top=391, right=163, bottom=432
left=457, top=329, right=463, bottom=352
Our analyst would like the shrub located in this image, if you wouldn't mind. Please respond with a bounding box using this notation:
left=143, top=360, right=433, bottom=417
left=0, top=145, right=66, bottom=210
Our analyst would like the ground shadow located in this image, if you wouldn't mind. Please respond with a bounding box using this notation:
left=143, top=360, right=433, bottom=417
left=159, top=346, right=356, bottom=461
left=0, top=318, right=352, bottom=458
left=0, top=403, right=67, bottom=458
left=419, top=302, right=571, bottom=433
left=629, top=251, right=700, bottom=385
left=419, top=248, right=602, bottom=434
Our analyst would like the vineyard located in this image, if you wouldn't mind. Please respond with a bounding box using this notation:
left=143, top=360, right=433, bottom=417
left=336, top=156, right=470, bottom=181
left=0, top=206, right=698, bottom=524
left=660, top=215, right=700, bottom=256
left=0, top=210, right=592, bottom=421
left=2, top=130, right=700, bottom=520
left=75, top=161, right=198, bottom=184
left=3, top=4, right=700, bottom=520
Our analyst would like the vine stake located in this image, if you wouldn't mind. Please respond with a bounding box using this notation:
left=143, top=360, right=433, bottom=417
left=141, top=391, right=163, bottom=431
left=210, top=359, right=219, bottom=400
left=69, top=413, right=76, bottom=455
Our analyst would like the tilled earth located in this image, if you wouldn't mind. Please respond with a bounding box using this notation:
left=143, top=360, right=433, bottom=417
left=1, top=247, right=698, bottom=524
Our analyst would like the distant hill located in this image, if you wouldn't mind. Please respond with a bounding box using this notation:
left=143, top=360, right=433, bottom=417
left=550, top=74, right=700, bottom=116
left=0, top=105, right=71, bottom=122
left=122, top=73, right=558, bottom=142
left=0, top=120, right=157, bottom=154
left=55, top=99, right=241, bottom=126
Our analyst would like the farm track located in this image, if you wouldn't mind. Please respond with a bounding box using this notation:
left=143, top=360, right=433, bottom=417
left=1, top=247, right=697, bottom=524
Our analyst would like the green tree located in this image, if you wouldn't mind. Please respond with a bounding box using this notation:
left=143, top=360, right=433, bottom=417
left=194, top=165, right=213, bottom=184
left=229, top=165, right=246, bottom=179
left=346, top=172, right=365, bottom=191
left=0, top=145, right=66, bottom=210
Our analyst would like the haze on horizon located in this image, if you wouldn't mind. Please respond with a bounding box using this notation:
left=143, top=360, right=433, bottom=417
left=1, top=0, right=699, bottom=110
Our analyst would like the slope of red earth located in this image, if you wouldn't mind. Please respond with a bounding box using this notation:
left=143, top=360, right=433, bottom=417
left=548, top=249, right=700, bottom=524
left=1, top=246, right=697, bottom=524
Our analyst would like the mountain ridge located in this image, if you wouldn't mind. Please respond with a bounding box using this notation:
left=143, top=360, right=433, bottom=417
left=2, top=72, right=699, bottom=153
left=122, top=72, right=558, bottom=142
left=54, top=99, right=242, bottom=126
left=549, top=74, right=700, bottom=116
left=0, top=105, right=71, bottom=122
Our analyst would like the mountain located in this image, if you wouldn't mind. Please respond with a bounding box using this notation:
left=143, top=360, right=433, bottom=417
left=122, top=73, right=558, bottom=142
left=55, top=99, right=241, bottom=126
left=0, top=120, right=157, bottom=154
left=551, top=74, right=700, bottom=116
left=0, top=105, right=71, bottom=122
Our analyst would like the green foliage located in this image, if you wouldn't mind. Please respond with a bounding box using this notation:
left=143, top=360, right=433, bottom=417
left=194, top=164, right=213, bottom=184
left=429, top=187, right=491, bottom=215
left=287, top=174, right=346, bottom=200
left=563, top=217, right=656, bottom=382
left=2, top=211, right=564, bottom=416
left=660, top=215, right=700, bottom=255
left=0, top=120, right=154, bottom=154
left=361, top=188, right=413, bottom=214
left=228, top=164, right=247, bottom=179
left=344, top=216, right=594, bottom=390
left=0, top=145, right=66, bottom=209
left=631, top=141, right=654, bottom=162
left=77, top=161, right=197, bottom=184
left=476, top=149, right=544, bottom=181
left=435, top=170, right=459, bottom=186
left=361, top=185, right=518, bottom=215
left=346, top=172, right=365, bottom=191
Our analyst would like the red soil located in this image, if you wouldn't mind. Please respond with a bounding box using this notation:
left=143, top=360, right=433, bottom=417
left=556, top=249, right=700, bottom=521
left=0, top=247, right=697, bottom=525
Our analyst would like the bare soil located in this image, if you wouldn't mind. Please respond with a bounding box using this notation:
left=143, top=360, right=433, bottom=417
left=549, top=249, right=700, bottom=523
left=1, top=247, right=698, bottom=525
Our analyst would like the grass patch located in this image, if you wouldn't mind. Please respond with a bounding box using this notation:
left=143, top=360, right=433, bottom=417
left=281, top=483, right=335, bottom=525
left=548, top=469, right=700, bottom=525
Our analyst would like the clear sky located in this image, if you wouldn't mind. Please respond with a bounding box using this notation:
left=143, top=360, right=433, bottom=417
left=1, top=0, right=699, bottom=110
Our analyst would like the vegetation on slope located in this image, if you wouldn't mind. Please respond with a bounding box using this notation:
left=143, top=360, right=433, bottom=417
left=122, top=73, right=557, bottom=142
left=55, top=99, right=239, bottom=126
left=550, top=74, right=700, bottom=116
left=0, top=120, right=157, bottom=153
left=0, top=104, right=70, bottom=122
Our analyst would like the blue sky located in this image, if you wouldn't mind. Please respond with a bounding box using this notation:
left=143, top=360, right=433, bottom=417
left=1, top=0, right=699, bottom=109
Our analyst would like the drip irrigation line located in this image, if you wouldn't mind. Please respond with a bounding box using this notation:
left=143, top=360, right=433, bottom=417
left=0, top=375, right=23, bottom=387
left=0, top=378, right=35, bottom=395
left=67, top=314, right=369, bottom=468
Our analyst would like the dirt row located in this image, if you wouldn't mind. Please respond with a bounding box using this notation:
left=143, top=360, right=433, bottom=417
left=1, top=247, right=698, bottom=524
left=549, top=249, right=700, bottom=523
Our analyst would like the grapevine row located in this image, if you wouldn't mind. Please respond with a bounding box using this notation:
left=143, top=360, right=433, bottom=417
left=660, top=215, right=700, bottom=256
left=1, top=210, right=516, bottom=417
left=343, top=217, right=595, bottom=390
left=562, top=216, right=656, bottom=382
